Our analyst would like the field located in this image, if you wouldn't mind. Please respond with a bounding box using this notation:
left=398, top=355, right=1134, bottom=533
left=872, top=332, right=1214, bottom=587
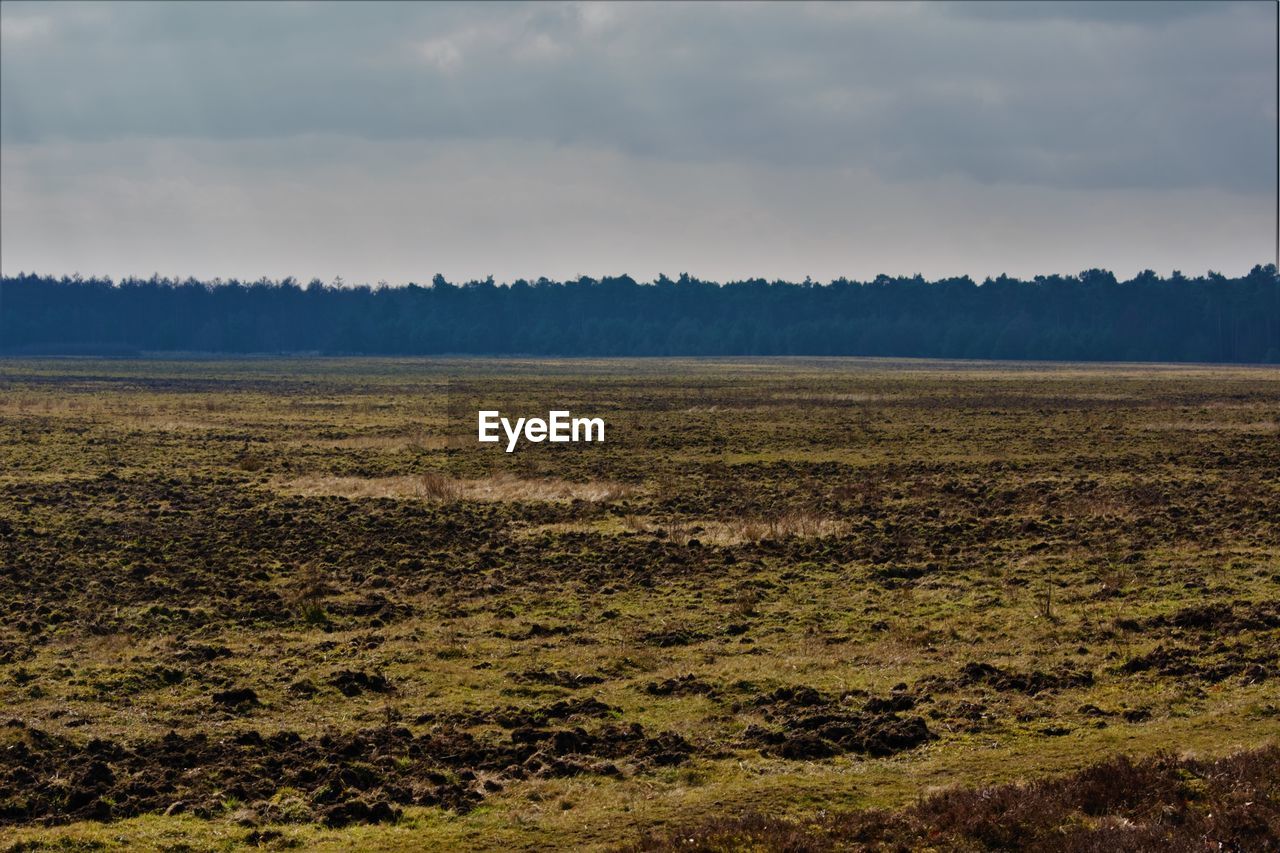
left=1, top=357, right=1278, bottom=851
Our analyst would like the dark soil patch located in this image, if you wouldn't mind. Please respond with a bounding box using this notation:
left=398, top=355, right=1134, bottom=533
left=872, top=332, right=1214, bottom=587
left=0, top=714, right=690, bottom=827
left=416, top=696, right=621, bottom=729
left=211, top=688, right=260, bottom=710
left=512, top=669, right=605, bottom=689
left=644, top=675, right=718, bottom=698
left=1153, top=602, right=1280, bottom=633
left=1120, top=644, right=1273, bottom=684
left=639, top=628, right=710, bottom=647
left=328, top=670, right=392, bottom=696
left=173, top=643, right=233, bottom=664
left=505, top=623, right=577, bottom=641
left=740, top=686, right=933, bottom=759
left=957, top=661, right=1095, bottom=694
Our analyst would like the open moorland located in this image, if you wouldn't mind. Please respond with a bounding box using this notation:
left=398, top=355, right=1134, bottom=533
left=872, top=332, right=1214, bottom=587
left=0, top=358, right=1277, bottom=851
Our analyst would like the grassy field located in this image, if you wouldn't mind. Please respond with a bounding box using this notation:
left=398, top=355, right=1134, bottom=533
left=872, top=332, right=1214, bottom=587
left=1, top=357, right=1277, bottom=851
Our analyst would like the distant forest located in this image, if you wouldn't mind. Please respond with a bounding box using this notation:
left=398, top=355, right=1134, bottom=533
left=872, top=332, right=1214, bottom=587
left=2, top=266, right=1277, bottom=362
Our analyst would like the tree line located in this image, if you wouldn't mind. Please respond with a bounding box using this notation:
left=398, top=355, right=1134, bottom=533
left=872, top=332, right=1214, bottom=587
left=1, top=266, right=1277, bottom=362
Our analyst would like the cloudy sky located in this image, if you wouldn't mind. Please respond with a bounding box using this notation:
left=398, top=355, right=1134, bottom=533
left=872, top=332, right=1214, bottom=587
left=1, top=1, right=1274, bottom=284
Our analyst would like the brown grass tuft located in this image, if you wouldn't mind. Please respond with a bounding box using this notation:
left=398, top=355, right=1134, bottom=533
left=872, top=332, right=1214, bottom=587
left=276, top=472, right=636, bottom=503
left=416, top=471, right=462, bottom=501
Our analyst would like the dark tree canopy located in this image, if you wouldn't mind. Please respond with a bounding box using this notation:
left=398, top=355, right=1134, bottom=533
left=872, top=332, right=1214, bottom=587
left=1, top=266, right=1277, bottom=362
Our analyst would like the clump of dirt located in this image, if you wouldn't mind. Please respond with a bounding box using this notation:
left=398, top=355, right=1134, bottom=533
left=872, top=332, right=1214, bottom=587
left=739, top=686, right=933, bottom=759
left=1120, top=645, right=1198, bottom=677
left=927, top=699, right=993, bottom=733
left=328, top=670, right=392, bottom=696
left=1120, top=644, right=1272, bottom=683
left=640, top=628, right=710, bottom=647
left=957, top=662, right=1095, bottom=694
left=0, top=714, right=691, bottom=827
left=644, top=675, right=718, bottom=697
left=0, top=641, right=35, bottom=666
left=510, top=722, right=691, bottom=777
left=326, top=595, right=415, bottom=624
left=211, top=687, right=260, bottom=711
left=493, top=697, right=619, bottom=728
left=417, top=696, right=621, bottom=729
left=505, top=623, right=576, bottom=641
left=1138, top=602, right=1280, bottom=634
left=512, top=669, right=605, bottom=689
left=173, top=642, right=233, bottom=663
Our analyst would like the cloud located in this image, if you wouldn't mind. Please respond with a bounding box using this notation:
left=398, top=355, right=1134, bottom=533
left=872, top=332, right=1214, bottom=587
left=3, top=135, right=1271, bottom=283
left=1, top=0, right=1272, bottom=192
left=416, top=37, right=464, bottom=73
left=0, top=12, right=53, bottom=41
left=944, top=1, right=1244, bottom=25
left=0, top=1, right=1273, bottom=281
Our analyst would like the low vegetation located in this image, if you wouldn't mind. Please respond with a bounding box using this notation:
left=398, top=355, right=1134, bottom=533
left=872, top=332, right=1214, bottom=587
left=630, top=746, right=1280, bottom=851
left=0, top=357, right=1276, bottom=851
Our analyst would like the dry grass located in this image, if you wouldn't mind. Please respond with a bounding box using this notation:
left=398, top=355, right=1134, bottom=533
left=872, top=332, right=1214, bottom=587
left=416, top=471, right=462, bottom=501
left=771, top=391, right=889, bottom=402
left=276, top=472, right=636, bottom=503
left=3, top=357, right=1278, bottom=851
left=1143, top=420, right=1279, bottom=434
left=688, top=512, right=848, bottom=544
left=288, top=434, right=450, bottom=451
left=526, top=512, right=848, bottom=545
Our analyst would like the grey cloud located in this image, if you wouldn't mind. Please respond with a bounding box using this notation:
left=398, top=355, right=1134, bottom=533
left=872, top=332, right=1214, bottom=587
left=1, top=1, right=1273, bottom=283
left=3, top=135, right=1271, bottom=284
left=1, top=0, right=1273, bottom=192
left=944, top=1, right=1248, bottom=25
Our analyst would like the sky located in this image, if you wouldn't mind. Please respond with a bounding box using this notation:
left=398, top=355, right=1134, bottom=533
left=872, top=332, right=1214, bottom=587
left=1, top=0, right=1275, bottom=284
